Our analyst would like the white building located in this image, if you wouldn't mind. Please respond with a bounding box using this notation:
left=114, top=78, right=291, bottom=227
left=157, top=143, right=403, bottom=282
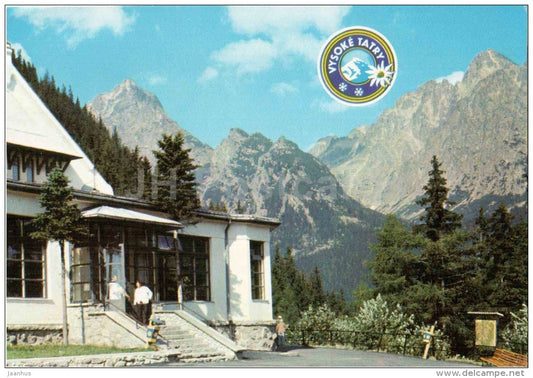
left=5, top=42, right=280, bottom=354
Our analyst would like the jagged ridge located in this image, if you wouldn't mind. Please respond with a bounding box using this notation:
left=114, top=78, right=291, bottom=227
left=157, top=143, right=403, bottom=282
left=310, top=50, right=527, bottom=223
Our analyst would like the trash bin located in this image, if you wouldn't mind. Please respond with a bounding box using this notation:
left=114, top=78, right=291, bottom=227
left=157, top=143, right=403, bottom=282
left=146, top=315, right=165, bottom=344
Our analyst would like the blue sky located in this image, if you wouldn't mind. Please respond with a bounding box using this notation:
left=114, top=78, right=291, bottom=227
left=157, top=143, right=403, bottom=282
left=6, top=5, right=528, bottom=151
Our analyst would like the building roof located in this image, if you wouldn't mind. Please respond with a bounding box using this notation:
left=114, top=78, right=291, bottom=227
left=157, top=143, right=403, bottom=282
left=82, top=205, right=182, bottom=228
left=7, top=180, right=281, bottom=229
left=193, top=208, right=281, bottom=228
left=6, top=42, right=113, bottom=195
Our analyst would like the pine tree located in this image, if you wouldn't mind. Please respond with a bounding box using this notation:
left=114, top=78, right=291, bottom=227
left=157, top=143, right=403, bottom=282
left=484, top=202, right=527, bottom=313
left=415, top=155, right=462, bottom=241
left=367, top=215, right=425, bottom=305
left=309, top=266, right=326, bottom=308
left=30, top=167, right=88, bottom=345
left=152, top=132, right=200, bottom=220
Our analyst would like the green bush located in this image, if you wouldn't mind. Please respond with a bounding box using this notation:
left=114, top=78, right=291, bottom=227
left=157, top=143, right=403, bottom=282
left=288, top=295, right=452, bottom=359
left=501, top=304, right=528, bottom=354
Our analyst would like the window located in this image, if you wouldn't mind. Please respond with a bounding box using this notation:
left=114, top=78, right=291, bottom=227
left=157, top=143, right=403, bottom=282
left=26, top=158, right=34, bottom=182
left=70, top=247, right=94, bottom=302
left=7, top=216, right=46, bottom=298
left=179, top=235, right=210, bottom=301
left=11, top=156, right=20, bottom=181
left=250, top=241, right=264, bottom=300
left=157, top=232, right=176, bottom=250
left=70, top=223, right=102, bottom=303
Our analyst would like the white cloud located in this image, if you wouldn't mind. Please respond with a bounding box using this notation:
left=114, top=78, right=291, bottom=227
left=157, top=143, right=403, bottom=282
left=227, top=6, right=349, bottom=36
left=315, top=99, right=350, bottom=114
left=147, top=74, right=167, bottom=86
left=270, top=82, right=298, bottom=97
left=436, top=71, right=465, bottom=85
left=200, top=6, right=349, bottom=79
left=212, top=38, right=277, bottom=75
left=12, top=6, right=136, bottom=48
left=199, top=67, right=219, bottom=82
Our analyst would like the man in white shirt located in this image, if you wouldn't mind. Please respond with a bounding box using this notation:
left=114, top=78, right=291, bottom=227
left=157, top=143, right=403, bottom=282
left=133, top=281, right=153, bottom=325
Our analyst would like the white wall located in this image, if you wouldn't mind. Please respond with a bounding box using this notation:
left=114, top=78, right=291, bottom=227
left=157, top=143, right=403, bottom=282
left=7, top=191, right=275, bottom=327
left=7, top=191, right=72, bottom=327
left=175, top=221, right=228, bottom=322
left=227, top=224, right=273, bottom=323
left=6, top=190, right=42, bottom=216
left=177, top=219, right=274, bottom=324
left=6, top=240, right=65, bottom=327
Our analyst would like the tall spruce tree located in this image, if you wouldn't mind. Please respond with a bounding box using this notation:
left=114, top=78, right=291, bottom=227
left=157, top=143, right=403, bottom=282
left=415, top=155, right=462, bottom=241
left=30, top=167, right=88, bottom=345
left=484, top=203, right=527, bottom=313
left=309, top=266, right=326, bottom=308
left=152, top=132, right=200, bottom=220
left=367, top=215, right=425, bottom=305
left=271, top=247, right=300, bottom=324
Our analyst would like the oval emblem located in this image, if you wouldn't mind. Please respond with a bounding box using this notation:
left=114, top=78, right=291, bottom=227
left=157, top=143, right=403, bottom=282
left=318, top=26, right=398, bottom=106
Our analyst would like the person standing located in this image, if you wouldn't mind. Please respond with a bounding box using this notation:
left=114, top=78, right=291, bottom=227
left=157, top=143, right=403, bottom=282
left=133, top=281, right=153, bottom=325
left=108, top=275, right=129, bottom=311
left=275, top=315, right=288, bottom=350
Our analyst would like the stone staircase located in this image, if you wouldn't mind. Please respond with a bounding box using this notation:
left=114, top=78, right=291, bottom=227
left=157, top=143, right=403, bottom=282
left=154, top=310, right=242, bottom=363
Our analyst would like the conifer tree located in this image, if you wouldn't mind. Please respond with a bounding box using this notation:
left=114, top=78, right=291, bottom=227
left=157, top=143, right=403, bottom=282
left=152, top=132, right=200, bottom=220
left=309, top=266, right=326, bottom=308
left=367, top=215, right=425, bottom=304
left=415, top=155, right=462, bottom=241
left=30, top=167, right=88, bottom=345
left=484, top=203, right=527, bottom=312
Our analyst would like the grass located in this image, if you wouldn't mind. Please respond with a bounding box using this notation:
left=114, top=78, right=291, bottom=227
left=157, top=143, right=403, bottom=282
left=7, top=344, right=156, bottom=359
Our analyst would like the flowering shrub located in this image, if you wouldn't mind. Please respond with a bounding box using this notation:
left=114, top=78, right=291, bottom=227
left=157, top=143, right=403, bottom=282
left=291, top=304, right=336, bottom=344
left=288, top=295, right=452, bottom=359
left=501, top=304, right=528, bottom=353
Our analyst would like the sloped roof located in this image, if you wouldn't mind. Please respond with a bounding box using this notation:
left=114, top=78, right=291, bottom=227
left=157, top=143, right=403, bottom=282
left=6, top=55, right=83, bottom=157
left=82, top=205, right=182, bottom=228
left=6, top=43, right=113, bottom=195
left=193, top=208, right=281, bottom=228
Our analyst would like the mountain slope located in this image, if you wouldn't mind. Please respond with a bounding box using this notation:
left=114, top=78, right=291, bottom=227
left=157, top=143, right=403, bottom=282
left=86, top=81, right=385, bottom=293
left=87, top=79, right=213, bottom=167
left=199, top=128, right=385, bottom=292
left=310, top=50, right=527, bottom=223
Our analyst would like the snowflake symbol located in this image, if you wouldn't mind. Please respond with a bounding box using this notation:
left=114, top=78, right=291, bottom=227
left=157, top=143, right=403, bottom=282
left=338, top=82, right=348, bottom=92
left=354, top=87, right=364, bottom=96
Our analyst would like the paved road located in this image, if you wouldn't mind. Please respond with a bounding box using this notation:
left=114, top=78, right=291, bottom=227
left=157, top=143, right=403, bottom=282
left=166, top=346, right=477, bottom=368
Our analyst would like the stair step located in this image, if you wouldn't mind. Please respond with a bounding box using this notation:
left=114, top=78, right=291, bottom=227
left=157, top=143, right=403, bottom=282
left=154, top=313, right=237, bottom=364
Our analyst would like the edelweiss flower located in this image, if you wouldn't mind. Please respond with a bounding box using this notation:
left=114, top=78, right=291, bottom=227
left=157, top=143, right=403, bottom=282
left=366, top=62, right=394, bottom=88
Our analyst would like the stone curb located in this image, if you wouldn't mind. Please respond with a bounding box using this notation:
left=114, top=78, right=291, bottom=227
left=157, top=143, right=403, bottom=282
left=6, top=350, right=181, bottom=368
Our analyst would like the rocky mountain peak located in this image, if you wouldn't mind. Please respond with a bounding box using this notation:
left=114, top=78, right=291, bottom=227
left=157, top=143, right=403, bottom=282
left=460, top=49, right=516, bottom=93
left=311, top=49, right=527, bottom=223
left=227, top=128, right=249, bottom=141
left=87, top=80, right=213, bottom=167
left=122, top=78, right=137, bottom=87
left=273, top=136, right=299, bottom=151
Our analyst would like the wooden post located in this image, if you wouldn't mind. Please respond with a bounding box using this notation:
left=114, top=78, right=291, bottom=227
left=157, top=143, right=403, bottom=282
left=422, top=323, right=436, bottom=359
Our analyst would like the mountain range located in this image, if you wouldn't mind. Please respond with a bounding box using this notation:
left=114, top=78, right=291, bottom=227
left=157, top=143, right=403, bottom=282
left=311, top=49, right=527, bottom=224
left=87, top=49, right=528, bottom=294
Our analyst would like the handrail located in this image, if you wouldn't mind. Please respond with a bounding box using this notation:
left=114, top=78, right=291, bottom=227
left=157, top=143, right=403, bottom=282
left=179, top=302, right=214, bottom=326
left=287, top=327, right=448, bottom=358
left=104, top=300, right=142, bottom=329
left=103, top=300, right=170, bottom=347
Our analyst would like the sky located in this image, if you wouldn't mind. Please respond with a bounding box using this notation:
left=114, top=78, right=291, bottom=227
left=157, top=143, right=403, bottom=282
left=5, top=4, right=528, bottom=151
